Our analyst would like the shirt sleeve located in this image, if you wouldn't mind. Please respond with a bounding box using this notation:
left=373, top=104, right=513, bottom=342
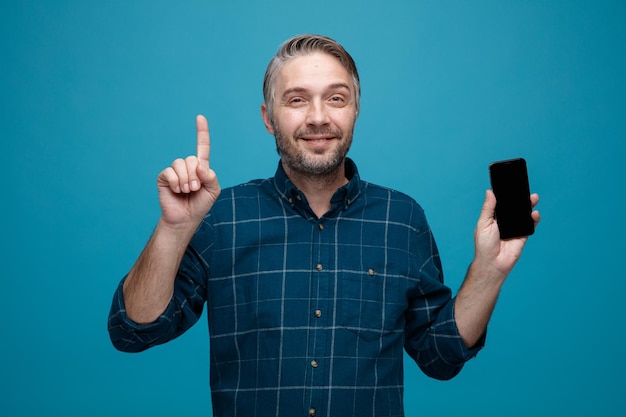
left=403, top=214, right=485, bottom=380
left=405, top=294, right=485, bottom=380
left=107, top=244, right=209, bottom=353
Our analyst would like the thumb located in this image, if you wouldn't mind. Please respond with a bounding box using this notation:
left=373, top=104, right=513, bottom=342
left=196, top=159, right=218, bottom=187
left=478, top=189, right=497, bottom=227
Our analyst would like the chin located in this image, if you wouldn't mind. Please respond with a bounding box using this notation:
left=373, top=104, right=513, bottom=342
left=298, top=154, right=346, bottom=175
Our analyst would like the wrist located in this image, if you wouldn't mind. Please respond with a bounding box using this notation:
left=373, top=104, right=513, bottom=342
left=154, top=217, right=200, bottom=248
left=467, top=258, right=507, bottom=287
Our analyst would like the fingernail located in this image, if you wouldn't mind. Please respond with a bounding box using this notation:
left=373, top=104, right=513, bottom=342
left=183, top=183, right=190, bottom=193
left=191, top=180, right=199, bottom=190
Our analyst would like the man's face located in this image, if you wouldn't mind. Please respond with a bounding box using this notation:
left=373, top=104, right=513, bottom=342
left=262, top=52, right=358, bottom=177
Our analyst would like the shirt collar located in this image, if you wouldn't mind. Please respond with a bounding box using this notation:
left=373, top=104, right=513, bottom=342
left=273, top=157, right=362, bottom=216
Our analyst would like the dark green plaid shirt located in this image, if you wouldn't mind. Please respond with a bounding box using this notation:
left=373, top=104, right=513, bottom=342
left=109, top=158, right=482, bottom=417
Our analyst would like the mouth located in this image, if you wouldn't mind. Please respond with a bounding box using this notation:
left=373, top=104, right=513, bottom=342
left=298, top=129, right=341, bottom=141
left=300, top=135, right=336, bottom=142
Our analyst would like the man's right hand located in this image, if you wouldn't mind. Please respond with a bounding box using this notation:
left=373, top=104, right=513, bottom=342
left=156, top=115, right=221, bottom=230
left=122, top=115, right=220, bottom=324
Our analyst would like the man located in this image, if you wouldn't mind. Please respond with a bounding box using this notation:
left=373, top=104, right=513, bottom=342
left=108, top=34, right=540, bottom=416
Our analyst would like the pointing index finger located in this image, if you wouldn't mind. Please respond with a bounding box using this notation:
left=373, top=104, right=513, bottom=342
left=196, top=114, right=210, bottom=165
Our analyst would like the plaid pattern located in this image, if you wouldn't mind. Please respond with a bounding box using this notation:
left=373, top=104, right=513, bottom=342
left=109, top=159, right=482, bottom=417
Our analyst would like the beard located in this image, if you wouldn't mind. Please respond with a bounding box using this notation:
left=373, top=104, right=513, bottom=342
left=273, top=122, right=354, bottom=176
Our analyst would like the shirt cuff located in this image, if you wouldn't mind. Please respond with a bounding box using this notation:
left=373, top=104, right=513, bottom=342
left=432, top=297, right=486, bottom=364
left=107, top=278, right=177, bottom=352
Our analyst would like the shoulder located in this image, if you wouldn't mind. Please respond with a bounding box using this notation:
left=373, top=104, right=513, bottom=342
left=353, top=179, right=430, bottom=231
left=204, top=177, right=280, bottom=221
left=217, top=178, right=272, bottom=199
left=360, top=180, right=425, bottom=213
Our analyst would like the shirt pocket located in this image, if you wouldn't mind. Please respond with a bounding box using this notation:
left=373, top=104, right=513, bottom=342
left=337, top=268, right=408, bottom=342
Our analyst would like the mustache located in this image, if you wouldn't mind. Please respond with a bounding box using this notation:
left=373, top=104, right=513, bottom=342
left=294, top=127, right=343, bottom=138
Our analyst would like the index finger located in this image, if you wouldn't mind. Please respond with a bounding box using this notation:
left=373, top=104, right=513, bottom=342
left=196, top=114, right=210, bottom=165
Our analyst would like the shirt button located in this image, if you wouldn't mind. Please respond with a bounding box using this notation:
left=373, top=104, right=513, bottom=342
left=311, top=359, right=318, bottom=368
left=318, top=223, right=324, bottom=231
left=316, top=264, right=323, bottom=271
left=309, top=408, right=316, bottom=416
left=368, top=268, right=375, bottom=276
left=314, top=309, right=322, bottom=318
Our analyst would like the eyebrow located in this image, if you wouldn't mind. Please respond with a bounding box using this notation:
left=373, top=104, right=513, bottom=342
left=280, top=83, right=352, bottom=100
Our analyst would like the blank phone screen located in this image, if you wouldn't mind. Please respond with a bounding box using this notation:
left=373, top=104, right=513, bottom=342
left=489, top=158, right=535, bottom=239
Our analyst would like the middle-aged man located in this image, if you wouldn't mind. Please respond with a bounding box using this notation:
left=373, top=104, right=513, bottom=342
left=108, top=34, right=540, bottom=417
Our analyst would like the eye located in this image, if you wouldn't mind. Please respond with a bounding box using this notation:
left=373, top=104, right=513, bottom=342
left=328, top=95, right=347, bottom=106
left=287, top=97, right=307, bottom=106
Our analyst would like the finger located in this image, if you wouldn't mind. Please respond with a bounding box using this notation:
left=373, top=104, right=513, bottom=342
left=530, top=193, right=539, bottom=208
left=158, top=166, right=182, bottom=194
left=171, top=158, right=191, bottom=193
left=196, top=114, right=210, bottom=165
left=530, top=193, right=540, bottom=226
left=185, top=156, right=201, bottom=192
left=532, top=209, right=541, bottom=226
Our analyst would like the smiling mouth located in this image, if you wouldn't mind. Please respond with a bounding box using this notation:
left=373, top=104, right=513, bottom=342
left=301, top=136, right=335, bottom=142
left=297, top=129, right=342, bottom=142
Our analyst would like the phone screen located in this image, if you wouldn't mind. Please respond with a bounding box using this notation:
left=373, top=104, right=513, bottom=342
left=489, top=158, right=534, bottom=239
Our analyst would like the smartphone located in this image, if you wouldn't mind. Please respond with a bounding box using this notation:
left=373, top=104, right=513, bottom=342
left=489, top=158, right=534, bottom=239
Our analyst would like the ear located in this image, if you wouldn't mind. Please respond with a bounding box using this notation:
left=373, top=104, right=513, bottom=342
left=261, top=103, right=275, bottom=134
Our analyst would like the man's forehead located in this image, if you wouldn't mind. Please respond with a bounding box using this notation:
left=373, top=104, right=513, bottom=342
left=276, top=52, right=352, bottom=90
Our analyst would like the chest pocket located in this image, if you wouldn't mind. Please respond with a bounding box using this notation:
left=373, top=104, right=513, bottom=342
left=337, top=268, right=408, bottom=342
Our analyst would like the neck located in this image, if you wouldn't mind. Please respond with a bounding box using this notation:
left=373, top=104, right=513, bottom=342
left=282, top=160, right=348, bottom=218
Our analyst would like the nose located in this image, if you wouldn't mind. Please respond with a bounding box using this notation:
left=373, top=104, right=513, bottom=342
left=305, top=99, right=330, bottom=127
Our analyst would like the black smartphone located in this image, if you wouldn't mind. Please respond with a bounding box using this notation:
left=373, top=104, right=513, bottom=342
left=489, top=158, right=535, bottom=239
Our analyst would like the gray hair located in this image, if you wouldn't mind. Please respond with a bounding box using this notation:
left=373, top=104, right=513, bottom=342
left=263, top=34, right=361, bottom=122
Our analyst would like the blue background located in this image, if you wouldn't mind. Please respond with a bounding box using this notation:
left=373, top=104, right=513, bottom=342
left=2, top=1, right=625, bottom=415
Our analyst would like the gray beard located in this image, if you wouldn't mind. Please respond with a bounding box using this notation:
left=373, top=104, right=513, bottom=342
left=273, top=125, right=353, bottom=176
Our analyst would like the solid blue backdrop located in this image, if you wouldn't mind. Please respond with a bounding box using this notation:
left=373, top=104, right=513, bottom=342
left=2, top=1, right=625, bottom=415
